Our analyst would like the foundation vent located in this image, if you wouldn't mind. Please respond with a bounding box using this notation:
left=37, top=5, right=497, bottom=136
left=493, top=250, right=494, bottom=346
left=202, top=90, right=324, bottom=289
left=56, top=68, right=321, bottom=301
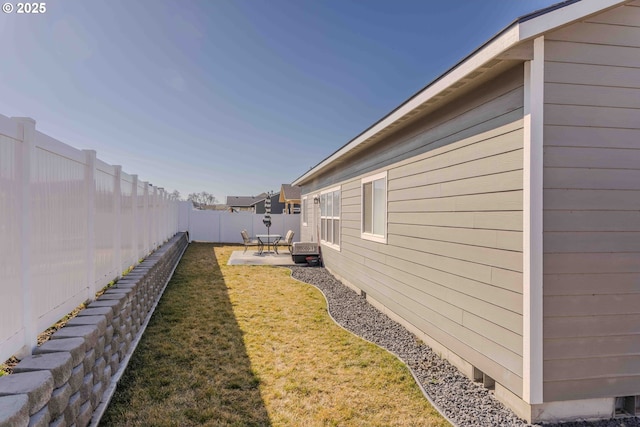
left=615, top=396, right=640, bottom=417
left=472, top=367, right=495, bottom=390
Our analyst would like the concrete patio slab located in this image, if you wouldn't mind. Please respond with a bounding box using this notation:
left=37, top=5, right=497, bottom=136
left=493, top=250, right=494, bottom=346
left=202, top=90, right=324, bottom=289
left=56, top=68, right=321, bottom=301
left=227, top=250, right=297, bottom=266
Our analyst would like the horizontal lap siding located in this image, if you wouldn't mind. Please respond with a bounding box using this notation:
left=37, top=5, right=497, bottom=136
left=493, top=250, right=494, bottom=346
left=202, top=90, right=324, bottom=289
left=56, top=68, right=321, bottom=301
left=306, top=66, right=525, bottom=191
left=309, top=67, right=526, bottom=397
left=543, top=3, right=640, bottom=402
left=383, top=121, right=525, bottom=394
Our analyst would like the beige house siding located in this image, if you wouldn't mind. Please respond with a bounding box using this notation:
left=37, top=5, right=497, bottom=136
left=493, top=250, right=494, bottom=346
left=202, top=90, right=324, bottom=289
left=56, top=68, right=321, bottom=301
left=301, top=66, right=525, bottom=397
left=305, top=65, right=525, bottom=192
left=543, top=3, right=640, bottom=402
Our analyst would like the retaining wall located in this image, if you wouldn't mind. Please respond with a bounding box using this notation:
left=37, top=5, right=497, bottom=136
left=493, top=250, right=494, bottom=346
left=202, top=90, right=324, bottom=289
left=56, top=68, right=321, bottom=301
left=0, top=232, right=189, bottom=427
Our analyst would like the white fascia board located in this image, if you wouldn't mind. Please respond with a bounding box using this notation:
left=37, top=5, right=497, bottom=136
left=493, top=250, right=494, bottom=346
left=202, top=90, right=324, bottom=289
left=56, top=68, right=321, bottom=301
left=519, top=0, right=627, bottom=40
left=293, top=25, right=521, bottom=186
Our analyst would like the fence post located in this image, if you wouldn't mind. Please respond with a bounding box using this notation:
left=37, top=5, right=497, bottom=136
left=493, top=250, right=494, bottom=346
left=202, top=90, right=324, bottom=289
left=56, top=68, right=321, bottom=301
left=142, top=182, right=149, bottom=254
left=113, top=165, right=122, bottom=279
left=131, top=174, right=138, bottom=263
left=15, top=117, right=36, bottom=358
left=83, top=150, right=96, bottom=299
left=158, top=188, right=165, bottom=243
left=151, top=187, right=160, bottom=251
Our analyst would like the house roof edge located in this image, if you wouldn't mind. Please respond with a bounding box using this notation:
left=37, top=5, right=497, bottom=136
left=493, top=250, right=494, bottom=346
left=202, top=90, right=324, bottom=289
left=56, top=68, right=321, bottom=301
left=292, top=0, right=627, bottom=187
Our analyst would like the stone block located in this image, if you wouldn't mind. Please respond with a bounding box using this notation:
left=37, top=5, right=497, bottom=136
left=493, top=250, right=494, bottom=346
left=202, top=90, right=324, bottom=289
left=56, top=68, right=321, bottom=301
left=48, top=383, right=71, bottom=419
left=92, top=358, right=106, bottom=385
left=124, top=332, right=132, bottom=348
left=77, top=306, right=114, bottom=324
left=111, top=316, right=121, bottom=334
left=124, top=268, right=149, bottom=276
left=86, top=299, right=123, bottom=315
left=117, top=342, right=127, bottom=361
left=117, top=280, right=141, bottom=289
left=68, top=364, right=84, bottom=394
left=106, top=285, right=136, bottom=294
left=83, top=348, right=95, bottom=376
left=105, top=325, right=114, bottom=345
left=123, top=317, right=133, bottom=334
left=51, top=325, right=100, bottom=350
left=0, top=371, right=53, bottom=415
left=0, top=394, right=29, bottom=427
left=95, top=336, right=105, bottom=360
left=34, top=338, right=85, bottom=367
left=109, top=353, right=120, bottom=374
left=27, top=404, right=50, bottom=427
left=98, top=293, right=130, bottom=305
left=103, top=344, right=112, bottom=362
left=63, top=391, right=81, bottom=425
left=118, top=303, right=132, bottom=320
left=80, top=373, right=93, bottom=403
left=90, top=381, right=103, bottom=408
left=12, top=353, right=73, bottom=388
left=48, top=414, right=66, bottom=427
left=65, top=315, right=107, bottom=336
left=76, top=401, right=92, bottom=427
left=103, top=364, right=112, bottom=384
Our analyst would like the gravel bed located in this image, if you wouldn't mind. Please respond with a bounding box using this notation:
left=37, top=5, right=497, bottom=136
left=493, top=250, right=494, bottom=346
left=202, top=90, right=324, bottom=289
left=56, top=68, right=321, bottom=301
left=289, top=266, right=640, bottom=427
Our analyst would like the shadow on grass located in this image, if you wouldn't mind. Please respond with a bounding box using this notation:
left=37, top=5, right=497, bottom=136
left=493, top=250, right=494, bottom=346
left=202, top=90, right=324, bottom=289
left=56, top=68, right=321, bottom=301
left=101, top=243, right=271, bottom=426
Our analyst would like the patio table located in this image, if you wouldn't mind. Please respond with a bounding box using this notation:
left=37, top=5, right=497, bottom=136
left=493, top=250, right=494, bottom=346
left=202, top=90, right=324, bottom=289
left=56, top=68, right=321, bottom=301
left=256, top=234, right=281, bottom=255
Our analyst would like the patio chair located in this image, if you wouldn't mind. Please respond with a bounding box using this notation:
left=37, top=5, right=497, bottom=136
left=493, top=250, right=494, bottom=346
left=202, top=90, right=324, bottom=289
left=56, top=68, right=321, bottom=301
left=241, top=229, right=261, bottom=253
left=276, top=230, right=295, bottom=253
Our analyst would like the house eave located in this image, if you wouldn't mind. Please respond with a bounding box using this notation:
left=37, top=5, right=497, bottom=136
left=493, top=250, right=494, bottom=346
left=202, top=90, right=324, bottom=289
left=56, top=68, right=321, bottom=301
left=292, top=0, right=627, bottom=187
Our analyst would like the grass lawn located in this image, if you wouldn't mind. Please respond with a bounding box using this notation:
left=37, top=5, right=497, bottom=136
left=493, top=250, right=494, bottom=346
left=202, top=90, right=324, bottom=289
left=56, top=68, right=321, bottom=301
left=101, top=243, right=449, bottom=426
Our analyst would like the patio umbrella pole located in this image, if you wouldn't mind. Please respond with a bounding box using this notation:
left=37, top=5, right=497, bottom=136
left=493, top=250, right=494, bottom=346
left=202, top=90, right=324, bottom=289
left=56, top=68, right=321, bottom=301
left=263, top=191, right=272, bottom=253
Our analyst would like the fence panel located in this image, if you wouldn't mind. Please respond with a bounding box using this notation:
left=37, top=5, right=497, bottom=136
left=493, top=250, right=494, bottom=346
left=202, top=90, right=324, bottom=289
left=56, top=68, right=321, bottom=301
left=182, top=204, right=301, bottom=244
left=189, top=209, right=220, bottom=242
left=94, top=162, right=116, bottom=288
left=0, top=115, right=179, bottom=362
left=0, top=130, right=24, bottom=358
left=31, top=139, right=89, bottom=335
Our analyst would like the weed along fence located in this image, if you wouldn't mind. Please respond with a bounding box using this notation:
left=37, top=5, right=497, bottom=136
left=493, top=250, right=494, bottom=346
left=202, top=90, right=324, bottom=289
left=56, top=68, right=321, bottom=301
left=0, top=114, right=180, bottom=364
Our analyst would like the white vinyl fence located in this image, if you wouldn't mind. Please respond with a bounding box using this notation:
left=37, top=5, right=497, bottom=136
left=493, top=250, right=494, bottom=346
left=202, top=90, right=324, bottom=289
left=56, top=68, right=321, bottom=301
left=180, top=202, right=300, bottom=244
left=0, top=115, right=179, bottom=362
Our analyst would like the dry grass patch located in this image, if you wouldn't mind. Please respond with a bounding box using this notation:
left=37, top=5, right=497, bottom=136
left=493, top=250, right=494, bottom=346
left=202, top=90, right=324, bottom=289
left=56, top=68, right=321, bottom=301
left=102, top=243, right=449, bottom=426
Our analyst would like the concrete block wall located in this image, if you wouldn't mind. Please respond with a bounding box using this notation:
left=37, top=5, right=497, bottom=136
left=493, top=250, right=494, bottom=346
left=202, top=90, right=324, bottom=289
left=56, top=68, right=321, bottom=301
left=0, top=232, right=188, bottom=427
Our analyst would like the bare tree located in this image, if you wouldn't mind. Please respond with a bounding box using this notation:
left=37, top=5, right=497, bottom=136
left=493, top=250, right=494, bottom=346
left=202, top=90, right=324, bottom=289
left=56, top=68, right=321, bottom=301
left=170, top=190, right=181, bottom=201
left=187, top=191, right=219, bottom=209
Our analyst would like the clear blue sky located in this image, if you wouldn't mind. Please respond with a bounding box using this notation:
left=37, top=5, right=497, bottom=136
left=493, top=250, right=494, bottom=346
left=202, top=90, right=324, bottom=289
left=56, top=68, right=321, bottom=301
left=1, top=0, right=560, bottom=202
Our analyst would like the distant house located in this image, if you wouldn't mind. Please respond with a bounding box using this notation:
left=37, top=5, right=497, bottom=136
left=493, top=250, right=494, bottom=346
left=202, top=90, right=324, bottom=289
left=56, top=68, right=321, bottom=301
left=279, top=184, right=301, bottom=214
left=226, top=195, right=263, bottom=213
left=226, top=193, right=286, bottom=214
left=252, top=193, right=285, bottom=215
left=293, top=0, right=640, bottom=423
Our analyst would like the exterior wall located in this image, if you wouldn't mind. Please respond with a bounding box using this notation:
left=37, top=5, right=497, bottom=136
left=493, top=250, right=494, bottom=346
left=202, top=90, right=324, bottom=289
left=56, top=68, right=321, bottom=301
left=542, top=3, right=640, bottom=402
left=301, top=65, right=526, bottom=398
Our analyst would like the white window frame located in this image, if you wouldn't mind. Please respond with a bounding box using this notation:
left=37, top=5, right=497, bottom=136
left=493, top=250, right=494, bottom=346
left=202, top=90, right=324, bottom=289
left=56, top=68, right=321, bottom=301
left=320, top=185, right=340, bottom=250
left=361, top=171, right=387, bottom=244
left=302, top=196, right=308, bottom=226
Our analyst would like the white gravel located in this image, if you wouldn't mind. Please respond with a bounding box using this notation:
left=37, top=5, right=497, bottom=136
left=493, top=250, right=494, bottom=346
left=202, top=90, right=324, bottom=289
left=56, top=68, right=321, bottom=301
left=289, top=266, right=640, bottom=427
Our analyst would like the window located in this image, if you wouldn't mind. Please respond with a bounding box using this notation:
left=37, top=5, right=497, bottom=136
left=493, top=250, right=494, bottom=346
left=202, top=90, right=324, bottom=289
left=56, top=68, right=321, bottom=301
left=302, top=196, right=308, bottom=226
left=361, top=172, right=387, bottom=243
left=320, top=186, right=340, bottom=249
